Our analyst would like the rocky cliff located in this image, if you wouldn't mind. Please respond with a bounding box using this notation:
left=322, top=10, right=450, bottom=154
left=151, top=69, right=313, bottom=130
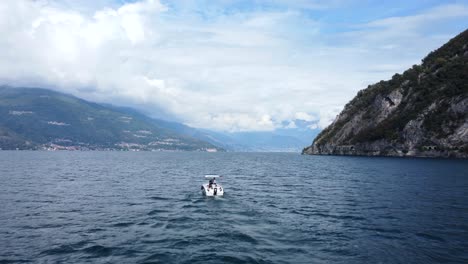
left=303, top=29, right=468, bottom=158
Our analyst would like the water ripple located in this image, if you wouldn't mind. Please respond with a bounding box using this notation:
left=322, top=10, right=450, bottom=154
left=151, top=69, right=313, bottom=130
left=0, top=152, right=467, bottom=263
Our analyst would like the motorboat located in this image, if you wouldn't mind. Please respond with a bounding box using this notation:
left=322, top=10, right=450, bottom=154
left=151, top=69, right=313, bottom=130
left=201, top=175, right=224, bottom=196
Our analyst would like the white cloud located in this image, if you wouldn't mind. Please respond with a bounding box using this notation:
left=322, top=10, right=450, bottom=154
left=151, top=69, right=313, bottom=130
left=285, top=121, right=297, bottom=129
left=0, top=0, right=467, bottom=132
left=295, top=112, right=317, bottom=122
left=363, top=4, right=468, bottom=29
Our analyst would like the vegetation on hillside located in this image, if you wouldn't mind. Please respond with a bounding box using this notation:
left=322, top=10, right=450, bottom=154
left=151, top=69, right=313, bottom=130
left=307, top=29, right=468, bottom=157
left=0, top=87, right=220, bottom=151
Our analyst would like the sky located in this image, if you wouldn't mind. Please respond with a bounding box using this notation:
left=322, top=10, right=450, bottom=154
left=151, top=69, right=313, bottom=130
left=0, top=0, right=467, bottom=132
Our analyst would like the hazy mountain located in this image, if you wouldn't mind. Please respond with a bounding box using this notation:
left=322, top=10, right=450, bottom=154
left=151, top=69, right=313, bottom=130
left=138, top=124, right=319, bottom=152
left=174, top=122, right=320, bottom=152
left=0, top=86, right=221, bottom=151
left=303, top=29, right=468, bottom=158
left=225, top=128, right=319, bottom=152
left=0, top=86, right=320, bottom=152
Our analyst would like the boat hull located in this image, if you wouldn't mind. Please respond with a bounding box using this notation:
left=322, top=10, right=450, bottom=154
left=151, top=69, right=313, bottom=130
left=201, top=183, right=224, bottom=196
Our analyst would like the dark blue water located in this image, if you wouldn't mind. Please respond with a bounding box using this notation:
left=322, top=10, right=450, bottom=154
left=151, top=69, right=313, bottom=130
left=0, top=152, right=467, bottom=264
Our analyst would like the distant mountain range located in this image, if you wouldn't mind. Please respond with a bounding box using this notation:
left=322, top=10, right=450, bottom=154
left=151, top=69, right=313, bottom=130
left=303, top=29, right=468, bottom=158
left=0, top=86, right=318, bottom=151
left=0, top=86, right=221, bottom=151
left=220, top=129, right=319, bottom=152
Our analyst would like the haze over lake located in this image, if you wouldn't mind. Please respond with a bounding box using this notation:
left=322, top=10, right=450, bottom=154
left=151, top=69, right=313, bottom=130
left=1, top=152, right=467, bottom=263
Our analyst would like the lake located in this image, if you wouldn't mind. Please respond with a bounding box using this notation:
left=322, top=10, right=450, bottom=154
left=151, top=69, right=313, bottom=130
left=0, top=152, right=467, bottom=263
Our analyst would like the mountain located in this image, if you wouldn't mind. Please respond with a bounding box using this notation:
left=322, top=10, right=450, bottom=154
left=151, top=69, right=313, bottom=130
left=0, top=86, right=221, bottom=151
left=224, top=129, right=320, bottom=152
left=303, top=29, right=468, bottom=158
left=139, top=124, right=319, bottom=152
left=186, top=124, right=320, bottom=152
left=0, top=86, right=318, bottom=152
left=125, top=114, right=320, bottom=152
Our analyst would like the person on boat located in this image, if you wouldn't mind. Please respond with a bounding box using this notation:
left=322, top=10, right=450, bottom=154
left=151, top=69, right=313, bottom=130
left=208, top=178, right=215, bottom=189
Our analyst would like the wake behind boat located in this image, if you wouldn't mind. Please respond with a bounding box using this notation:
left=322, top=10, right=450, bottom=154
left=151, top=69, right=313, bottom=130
left=201, top=175, right=224, bottom=196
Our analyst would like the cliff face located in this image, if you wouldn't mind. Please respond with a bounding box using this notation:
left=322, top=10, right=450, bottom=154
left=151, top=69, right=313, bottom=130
left=303, top=29, right=468, bottom=158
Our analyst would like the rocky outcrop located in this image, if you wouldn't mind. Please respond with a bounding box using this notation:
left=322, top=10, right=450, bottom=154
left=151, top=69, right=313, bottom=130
left=303, top=29, right=468, bottom=158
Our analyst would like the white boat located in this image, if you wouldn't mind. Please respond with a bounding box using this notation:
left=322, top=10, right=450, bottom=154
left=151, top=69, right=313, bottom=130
left=201, top=175, right=224, bottom=196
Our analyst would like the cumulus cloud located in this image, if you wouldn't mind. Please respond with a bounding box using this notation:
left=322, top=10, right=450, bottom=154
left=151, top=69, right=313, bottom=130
left=295, top=112, right=318, bottom=122
left=0, top=0, right=467, bottom=131
left=285, top=121, right=297, bottom=129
